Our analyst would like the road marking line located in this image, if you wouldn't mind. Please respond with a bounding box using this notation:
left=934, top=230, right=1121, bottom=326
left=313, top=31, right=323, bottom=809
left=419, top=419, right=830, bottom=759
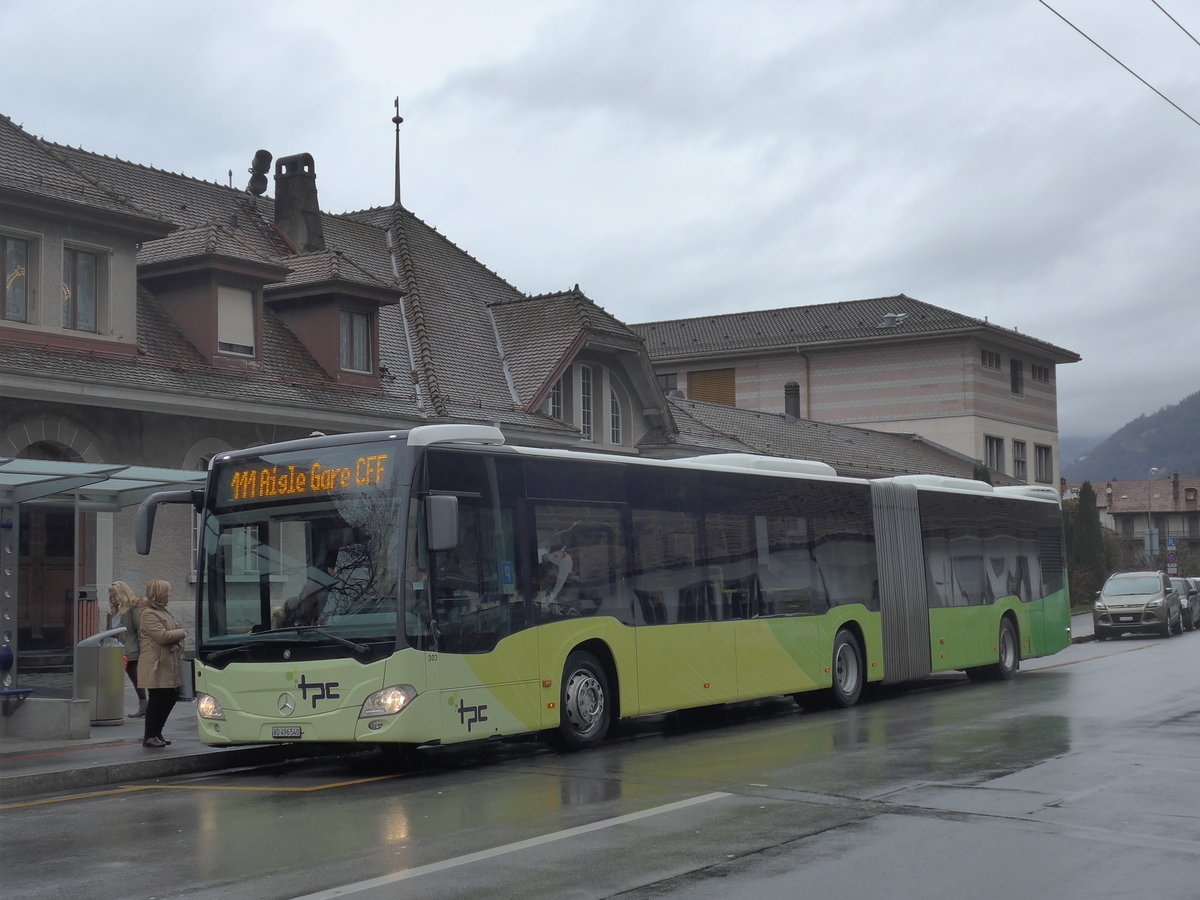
left=0, top=785, right=156, bottom=810
left=0, top=774, right=403, bottom=809
left=294, top=791, right=732, bottom=898
left=1033, top=644, right=1153, bottom=670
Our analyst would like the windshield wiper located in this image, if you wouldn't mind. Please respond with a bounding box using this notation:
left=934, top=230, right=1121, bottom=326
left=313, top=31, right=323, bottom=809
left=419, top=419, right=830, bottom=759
left=206, top=642, right=257, bottom=663
left=247, top=625, right=370, bottom=654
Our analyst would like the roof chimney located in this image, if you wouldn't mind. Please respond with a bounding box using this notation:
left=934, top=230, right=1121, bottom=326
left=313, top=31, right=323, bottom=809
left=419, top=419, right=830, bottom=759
left=274, top=153, right=325, bottom=252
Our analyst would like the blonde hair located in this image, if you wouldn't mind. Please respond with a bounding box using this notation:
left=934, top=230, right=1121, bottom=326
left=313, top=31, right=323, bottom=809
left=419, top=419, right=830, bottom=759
left=144, top=579, right=172, bottom=607
left=108, top=581, right=138, bottom=616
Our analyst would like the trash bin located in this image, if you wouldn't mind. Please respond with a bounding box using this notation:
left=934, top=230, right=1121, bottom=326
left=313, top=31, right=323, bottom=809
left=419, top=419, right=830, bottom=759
left=76, top=626, right=127, bottom=726
left=178, top=657, right=195, bottom=700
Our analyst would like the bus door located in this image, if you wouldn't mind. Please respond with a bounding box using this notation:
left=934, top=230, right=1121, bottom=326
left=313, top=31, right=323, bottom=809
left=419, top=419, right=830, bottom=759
left=420, top=452, right=539, bottom=743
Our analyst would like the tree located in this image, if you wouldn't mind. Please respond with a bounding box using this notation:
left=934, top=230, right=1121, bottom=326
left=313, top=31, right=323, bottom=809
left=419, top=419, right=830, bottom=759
left=1066, top=482, right=1108, bottom=608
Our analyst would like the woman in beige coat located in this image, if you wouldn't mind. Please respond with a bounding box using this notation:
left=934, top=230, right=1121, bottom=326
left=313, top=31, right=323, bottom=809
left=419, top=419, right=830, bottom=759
left=136, top=580, right=187, bottom=748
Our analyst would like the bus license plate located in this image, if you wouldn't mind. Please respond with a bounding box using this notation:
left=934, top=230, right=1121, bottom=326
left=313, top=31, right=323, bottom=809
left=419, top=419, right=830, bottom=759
left=272, top=726, right=302, bottom=739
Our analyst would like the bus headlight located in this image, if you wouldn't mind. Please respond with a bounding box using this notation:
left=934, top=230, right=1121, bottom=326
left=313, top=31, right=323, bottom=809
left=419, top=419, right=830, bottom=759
left=360, top=685, right=417, bottom=718
left=196, top=693, right=225, bottom=721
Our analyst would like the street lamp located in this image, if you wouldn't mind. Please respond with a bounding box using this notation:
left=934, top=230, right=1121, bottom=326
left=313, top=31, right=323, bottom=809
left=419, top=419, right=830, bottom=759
left=1145, top=467, right=1160, bottom=562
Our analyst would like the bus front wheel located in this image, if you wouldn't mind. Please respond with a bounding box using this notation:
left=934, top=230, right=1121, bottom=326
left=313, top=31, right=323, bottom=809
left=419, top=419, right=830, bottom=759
left=552, top=650, right=612, bottom=751
left=828, top=629, right=864, bottom=708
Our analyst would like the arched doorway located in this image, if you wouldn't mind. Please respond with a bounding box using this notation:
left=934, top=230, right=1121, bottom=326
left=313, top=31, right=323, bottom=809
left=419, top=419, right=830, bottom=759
left=18, top=442, right=87, bottom=669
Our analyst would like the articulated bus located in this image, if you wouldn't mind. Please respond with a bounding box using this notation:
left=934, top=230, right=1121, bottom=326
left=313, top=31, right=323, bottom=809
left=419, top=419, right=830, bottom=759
left=136, top=424, right=1070, bottom=752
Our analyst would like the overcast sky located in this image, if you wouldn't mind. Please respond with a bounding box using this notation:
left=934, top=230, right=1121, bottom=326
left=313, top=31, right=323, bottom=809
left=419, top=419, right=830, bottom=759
left=5, top=0, right=1198, bottom=445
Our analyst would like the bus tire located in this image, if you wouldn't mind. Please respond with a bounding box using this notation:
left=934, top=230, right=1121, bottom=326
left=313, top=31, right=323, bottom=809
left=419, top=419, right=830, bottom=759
left=968, top=617, right=1019, bottom=682
left=828, top=629, right=864, bottom=708
left=552, top=650, right=611, bottom=751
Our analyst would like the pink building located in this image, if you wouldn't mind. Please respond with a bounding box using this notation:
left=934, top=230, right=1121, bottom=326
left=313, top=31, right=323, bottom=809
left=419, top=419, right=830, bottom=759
left=633, top=295, right=1080, bottom=485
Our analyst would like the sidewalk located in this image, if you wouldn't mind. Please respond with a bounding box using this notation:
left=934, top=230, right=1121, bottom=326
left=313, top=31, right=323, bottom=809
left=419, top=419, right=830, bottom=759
left=2, top=616, right=1096, bottom=803
left=0, top=677, right=349, bottom=803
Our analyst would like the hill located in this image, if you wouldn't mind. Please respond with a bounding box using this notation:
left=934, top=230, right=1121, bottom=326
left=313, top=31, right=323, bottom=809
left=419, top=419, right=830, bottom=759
left=1062, top=390, right=1200, bottom=481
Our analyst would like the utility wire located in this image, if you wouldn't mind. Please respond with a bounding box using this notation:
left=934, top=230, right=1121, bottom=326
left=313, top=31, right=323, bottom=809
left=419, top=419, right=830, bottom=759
left=1037, top=0, right=1200, bottom=129
left=1151, top=0, right=1200, bottom=50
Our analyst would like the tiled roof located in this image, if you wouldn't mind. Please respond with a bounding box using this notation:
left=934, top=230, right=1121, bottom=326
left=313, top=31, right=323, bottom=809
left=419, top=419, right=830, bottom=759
left=0, top=114, right=170, bottom=232
left=272, top=249, right=396, bottom=295
left=667, top=397, right=1018, bottom=481
left=489, top=287, right=644, bottom=409
left=1085, top=477, right=1200, bottom=515
left=137, top=220, right=286, bottom=270
left=632, top=294, right=1079, bottom=363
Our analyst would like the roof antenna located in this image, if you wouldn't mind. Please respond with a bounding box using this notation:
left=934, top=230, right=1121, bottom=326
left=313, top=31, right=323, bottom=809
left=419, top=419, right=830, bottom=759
left=392, top=97, right=404, bottom=208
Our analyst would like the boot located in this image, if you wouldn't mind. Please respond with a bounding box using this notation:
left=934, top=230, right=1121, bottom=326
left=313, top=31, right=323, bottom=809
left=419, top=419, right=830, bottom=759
left=129, top=697, right=147, bottom=718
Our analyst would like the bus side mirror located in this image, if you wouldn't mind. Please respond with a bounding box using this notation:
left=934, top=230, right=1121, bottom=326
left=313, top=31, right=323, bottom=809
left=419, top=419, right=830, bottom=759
left=135, top=489, right=203, bottom=555
left=426, top=495, right=459, bottom=552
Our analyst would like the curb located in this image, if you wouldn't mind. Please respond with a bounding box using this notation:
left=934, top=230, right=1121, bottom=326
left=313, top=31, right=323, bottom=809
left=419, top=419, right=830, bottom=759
left=0, top=742, right=358, bottom=802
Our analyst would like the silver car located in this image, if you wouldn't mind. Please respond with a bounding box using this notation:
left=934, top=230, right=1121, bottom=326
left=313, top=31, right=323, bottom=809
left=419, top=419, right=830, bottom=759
left=1094, top=571, right=1182, bottom=640
left=1178, top=577, right=1200, bottom=631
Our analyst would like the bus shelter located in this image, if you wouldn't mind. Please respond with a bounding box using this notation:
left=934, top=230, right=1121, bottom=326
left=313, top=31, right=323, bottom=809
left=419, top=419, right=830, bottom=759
left=0, top=458, right=206, bottom=707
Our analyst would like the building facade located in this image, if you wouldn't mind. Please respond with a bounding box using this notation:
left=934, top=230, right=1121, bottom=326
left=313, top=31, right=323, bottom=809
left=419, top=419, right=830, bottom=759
left=1067, top=475, right=1200, bottom=574
left=632, top=296, right=1080, bottom=487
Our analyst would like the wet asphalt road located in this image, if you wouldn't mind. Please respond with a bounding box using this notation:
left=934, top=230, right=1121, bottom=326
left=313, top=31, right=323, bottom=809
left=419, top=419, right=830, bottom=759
left=4, top=632, right=1200, bottom=900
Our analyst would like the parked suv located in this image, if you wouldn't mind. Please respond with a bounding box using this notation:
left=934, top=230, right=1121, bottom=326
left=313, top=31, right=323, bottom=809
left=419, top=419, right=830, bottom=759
left=1171, top=577, right=1200, bottom=631
left=1094, top=571, right=1182, bottom=640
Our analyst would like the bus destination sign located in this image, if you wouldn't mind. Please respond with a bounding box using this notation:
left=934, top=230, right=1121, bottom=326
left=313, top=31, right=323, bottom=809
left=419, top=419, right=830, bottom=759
left=215, top=450, right=391, bottom=508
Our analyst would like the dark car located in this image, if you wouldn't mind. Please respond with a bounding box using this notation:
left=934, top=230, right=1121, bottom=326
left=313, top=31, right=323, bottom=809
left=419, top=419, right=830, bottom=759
left=1094, top=571, right=1182, bottom=640
left=1173, top=577, right=1200, bottom=631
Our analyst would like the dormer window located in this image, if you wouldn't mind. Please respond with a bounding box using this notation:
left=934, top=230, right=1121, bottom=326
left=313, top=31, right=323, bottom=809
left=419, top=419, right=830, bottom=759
left=61, top=246, right=99, bottom=332
left=339, top=308, right=371, bottom=373
left=2, top=234, right=29, bottom=322
left=217, top=285, right=256, bottom=356
left=544, top=362, right=630, bottom=448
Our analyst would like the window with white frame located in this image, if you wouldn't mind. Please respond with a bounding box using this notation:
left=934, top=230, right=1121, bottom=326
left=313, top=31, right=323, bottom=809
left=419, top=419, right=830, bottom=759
left=579, top=365, right=593, bottom=440
left=2, top=234, right=29, bottom=322
left=1035, top=444, right=1053, bottom=483
left=217, top=285, right=255, bottom=355
left=339, top=309, right=371, bottom=373
left=62, top=246, right=98, bottom=332
left=985, top=435, right=1004, bottom=472
left=549, top=378, right=563, bottom=420
left=981, top=349, right=1001, bottom=370
left=1013, top=440, right=1027, bottom=481
left=1032, top=364, right=1050, bottom=384
left=610, top=387, right=622, bottom=444
left=1010, top=359, right=1024, bottom=395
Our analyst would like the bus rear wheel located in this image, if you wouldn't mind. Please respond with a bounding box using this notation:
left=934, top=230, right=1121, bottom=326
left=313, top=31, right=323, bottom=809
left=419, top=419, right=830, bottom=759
left=967, top=617, right=1019, bottom=682
left=551, top=650, right=611, bottom=751
left=828, top=629, right=864, bottom=708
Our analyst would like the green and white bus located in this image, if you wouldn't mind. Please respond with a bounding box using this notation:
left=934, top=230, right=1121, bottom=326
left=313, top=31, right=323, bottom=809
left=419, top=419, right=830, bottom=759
left=136, top=424, right=1070, bottom=752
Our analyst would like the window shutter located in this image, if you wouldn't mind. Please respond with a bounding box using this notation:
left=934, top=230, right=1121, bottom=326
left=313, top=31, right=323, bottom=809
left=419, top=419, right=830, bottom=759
left=687, top=368, right=736, bottom=405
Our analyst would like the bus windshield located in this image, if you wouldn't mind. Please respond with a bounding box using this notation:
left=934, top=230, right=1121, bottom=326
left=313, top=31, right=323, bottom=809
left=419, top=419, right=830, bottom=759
left=198, top=442, right=403, bottom=660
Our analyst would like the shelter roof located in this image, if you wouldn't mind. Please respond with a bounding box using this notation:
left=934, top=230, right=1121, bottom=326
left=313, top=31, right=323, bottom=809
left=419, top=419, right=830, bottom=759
left=0, top=459, right=205, bottom=512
